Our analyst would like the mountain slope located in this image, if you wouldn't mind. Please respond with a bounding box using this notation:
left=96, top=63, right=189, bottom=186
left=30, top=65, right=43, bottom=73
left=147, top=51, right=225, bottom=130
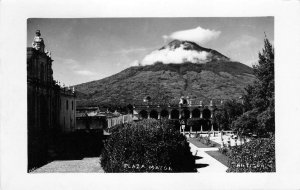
left=74, top=40, right=256, bottom=106
left=74, top=61, right=255, bottom=106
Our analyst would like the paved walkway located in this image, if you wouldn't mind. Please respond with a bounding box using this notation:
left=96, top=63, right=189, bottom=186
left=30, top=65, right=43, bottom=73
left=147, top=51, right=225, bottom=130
left=189, top=143, right=228, bottom=173
left=31, top=157, right=104, bottom=173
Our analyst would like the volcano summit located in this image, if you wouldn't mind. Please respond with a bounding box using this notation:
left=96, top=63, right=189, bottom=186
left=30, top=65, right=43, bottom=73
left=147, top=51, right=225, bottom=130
left=75, top=40, right=256, bottom=106
left=141, top=40, right=230, bottom=65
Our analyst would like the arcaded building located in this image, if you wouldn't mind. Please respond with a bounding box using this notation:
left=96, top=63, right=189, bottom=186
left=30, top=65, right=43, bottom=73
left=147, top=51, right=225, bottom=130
left=27, top=30, right=76, bottom=170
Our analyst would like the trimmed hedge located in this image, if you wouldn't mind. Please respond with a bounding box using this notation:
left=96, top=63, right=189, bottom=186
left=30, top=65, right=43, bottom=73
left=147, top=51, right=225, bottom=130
left=101, top=119, right=196, bottom=172
left=227, top=136, right=275, bottom=172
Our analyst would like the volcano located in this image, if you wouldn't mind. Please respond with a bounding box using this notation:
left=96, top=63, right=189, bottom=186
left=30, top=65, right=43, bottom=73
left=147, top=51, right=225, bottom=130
left=74, top=40, right=256, bottom=107
left=141, top=40, right=230, bottom=65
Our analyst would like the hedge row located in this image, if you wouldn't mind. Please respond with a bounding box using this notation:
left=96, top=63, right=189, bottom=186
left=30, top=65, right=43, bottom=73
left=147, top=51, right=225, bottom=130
left=101, top=119, right=196, bottom=172
left=227, top=136, right=275, bottom=172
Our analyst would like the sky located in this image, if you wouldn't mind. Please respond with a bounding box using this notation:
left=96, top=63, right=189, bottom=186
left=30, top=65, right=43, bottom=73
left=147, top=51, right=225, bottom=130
left=27, top=17, right=274, bottom=86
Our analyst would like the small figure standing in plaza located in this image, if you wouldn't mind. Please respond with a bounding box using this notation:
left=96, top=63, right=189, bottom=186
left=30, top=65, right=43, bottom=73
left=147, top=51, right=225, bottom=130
left=180, top=119, right=185, bottom=135
left=227, top=137, right=231, bottom=148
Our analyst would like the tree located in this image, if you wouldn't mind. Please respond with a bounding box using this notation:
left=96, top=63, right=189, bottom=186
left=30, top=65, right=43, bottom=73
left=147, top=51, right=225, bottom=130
left=126, top=104, right=134, bottom=114
left=227, top=37, right=275, bottom=172
left=214, top=100, right=243, bottom=131
left=253, top=37, right=274, bottom=99
left=214, top=109, right=229, bottom=130
left=232, top=109, right=259, bottom=136
left=224, top=100, right=243, bottom=124
left=257, top=97, right=275, bottom=135
left=244, top=37, right=274, bottom=111
left=236, top=37, right=274, bottom=137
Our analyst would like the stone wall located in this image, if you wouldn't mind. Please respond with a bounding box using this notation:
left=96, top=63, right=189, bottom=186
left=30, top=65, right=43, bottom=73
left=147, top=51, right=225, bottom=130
left=59, top=92, right=76, bottom=133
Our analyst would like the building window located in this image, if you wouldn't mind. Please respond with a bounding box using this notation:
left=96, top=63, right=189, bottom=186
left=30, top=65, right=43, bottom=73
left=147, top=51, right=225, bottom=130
left=72, top=101, right=74, bottom=110
left=66, top=100, right=68, bottom=110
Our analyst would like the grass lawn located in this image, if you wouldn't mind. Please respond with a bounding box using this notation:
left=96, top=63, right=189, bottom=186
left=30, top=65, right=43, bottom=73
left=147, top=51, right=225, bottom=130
left=188, top=137, right=221, bottom=148
left=188, top=137, right=211, bottom=148
left=205, top=150, right=229, bottom=167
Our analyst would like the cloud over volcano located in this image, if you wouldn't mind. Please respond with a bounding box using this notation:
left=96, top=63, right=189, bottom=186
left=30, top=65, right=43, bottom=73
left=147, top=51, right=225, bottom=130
left=141, top=43, right=212, bottom=65
left=163, top=26, right=221, bottom=45
left=137, top=26, right=223, bottom=66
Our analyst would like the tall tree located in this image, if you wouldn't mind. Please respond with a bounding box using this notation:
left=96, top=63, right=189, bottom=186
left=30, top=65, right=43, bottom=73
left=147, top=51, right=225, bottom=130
left=244, top=37, right=274, bottom=111
left=235, top=37, right=275, bottom=137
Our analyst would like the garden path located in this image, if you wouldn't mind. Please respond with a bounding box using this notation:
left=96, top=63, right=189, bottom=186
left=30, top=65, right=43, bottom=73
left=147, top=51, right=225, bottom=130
left=189, top=143, right=228, bottom=173
left=31, top=157, right=104, bottom=173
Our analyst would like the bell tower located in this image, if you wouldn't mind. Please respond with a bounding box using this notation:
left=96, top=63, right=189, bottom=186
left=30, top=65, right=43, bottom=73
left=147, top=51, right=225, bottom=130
left=32, top=30, right=45, bottom=53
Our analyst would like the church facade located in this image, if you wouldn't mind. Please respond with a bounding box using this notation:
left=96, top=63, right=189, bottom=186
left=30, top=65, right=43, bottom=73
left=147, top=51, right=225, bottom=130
left=27, top=30, right=76, bottom=171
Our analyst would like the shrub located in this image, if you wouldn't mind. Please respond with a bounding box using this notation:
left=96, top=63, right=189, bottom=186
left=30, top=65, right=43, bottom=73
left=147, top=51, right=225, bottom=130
left=218, top=147, right=230, bottom=157
left=227, top=136, right=275, bottom=172
left=198, top=135, right=213, bottom=146
left=232, top=109, right=259, bottom=136
left=166, top=119, right=181, bottom=130
left=101, top=119, right=196, bottom=172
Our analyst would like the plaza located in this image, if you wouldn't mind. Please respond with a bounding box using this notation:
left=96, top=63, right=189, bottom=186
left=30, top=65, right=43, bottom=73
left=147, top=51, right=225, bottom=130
left=32, top=133, right=239, bottom=173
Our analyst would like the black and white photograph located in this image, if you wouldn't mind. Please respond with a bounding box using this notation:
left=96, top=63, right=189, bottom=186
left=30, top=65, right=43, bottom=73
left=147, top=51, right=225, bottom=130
left=26, top=17, right=275, bottom=173
left=1, top=0, right=300, bottom=189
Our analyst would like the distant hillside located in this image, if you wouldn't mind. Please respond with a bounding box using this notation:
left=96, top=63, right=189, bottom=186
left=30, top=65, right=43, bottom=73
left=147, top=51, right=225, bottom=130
left=74, top=40, right=256, bottom=107
left=74, top=61, right=255, bottom=107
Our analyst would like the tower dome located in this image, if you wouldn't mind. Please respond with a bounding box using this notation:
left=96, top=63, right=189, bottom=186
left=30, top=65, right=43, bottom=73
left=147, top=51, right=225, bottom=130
left=32, top=30, right=45, bottom=52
